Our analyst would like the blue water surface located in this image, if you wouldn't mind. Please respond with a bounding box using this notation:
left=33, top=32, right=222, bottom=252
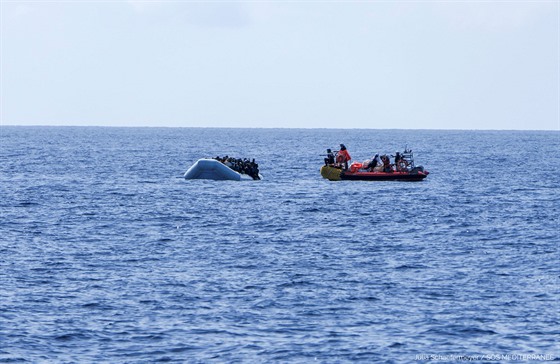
left=1, top=127, right=559, bottom=362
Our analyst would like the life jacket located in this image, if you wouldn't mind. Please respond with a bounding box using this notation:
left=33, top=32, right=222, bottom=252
left=338, top=149, right=351, bottom=162
left=349, top=162, right=363, bottom=173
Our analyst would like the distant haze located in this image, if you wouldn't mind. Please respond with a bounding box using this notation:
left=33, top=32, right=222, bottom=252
left=1, top=1, right=558, bottom=130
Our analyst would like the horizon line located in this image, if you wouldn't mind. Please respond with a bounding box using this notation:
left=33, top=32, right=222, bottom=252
left=1, top=124, right=558, bottom=132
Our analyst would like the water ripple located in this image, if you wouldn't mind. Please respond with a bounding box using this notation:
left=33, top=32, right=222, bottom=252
left=0, top=127, right=558, bottom=362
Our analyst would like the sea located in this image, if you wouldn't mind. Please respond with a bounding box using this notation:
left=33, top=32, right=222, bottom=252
left=1, top=126, right=558, bottom=363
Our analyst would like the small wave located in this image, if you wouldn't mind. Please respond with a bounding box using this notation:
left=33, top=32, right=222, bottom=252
left=81, top=302, right=101, bottom=308
left=458, top=327, right=498, bottom=336
left=423, top=326, right=497, bottom=337
left=395, top=264, right=428, bottom=270
left=54, top=332, right=91, bottom=341
left=17, top=201, right=39, bottom=207
left=301, top=207, right=321, bottom=212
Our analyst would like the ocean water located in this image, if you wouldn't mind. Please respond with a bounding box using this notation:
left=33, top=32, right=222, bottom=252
left=1, top=126, right=558, bottom=363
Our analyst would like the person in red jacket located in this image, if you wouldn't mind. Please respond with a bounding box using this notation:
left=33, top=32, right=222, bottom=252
left=336, top=144, right=351, bottom=170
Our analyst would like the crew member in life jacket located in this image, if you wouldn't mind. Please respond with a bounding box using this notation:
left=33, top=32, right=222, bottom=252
left=324, top=149, right=335, bottom=166
left=336, top=144, right=351, bottom=170
left=394, top=152, right=402, bottom=171
left=368, top=153, right=380, bottom=171
left=381, top=155, right=393, bottom=172
left=393, top=151, right=410, bottom=172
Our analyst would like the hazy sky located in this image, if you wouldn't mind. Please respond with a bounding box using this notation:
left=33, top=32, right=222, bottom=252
left=1, top=1, right=558, bottom=130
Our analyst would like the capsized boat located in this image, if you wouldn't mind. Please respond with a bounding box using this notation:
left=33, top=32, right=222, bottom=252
left=320, top=147, right=429, bottom=181
left=184, top=159, right=261, bottom=181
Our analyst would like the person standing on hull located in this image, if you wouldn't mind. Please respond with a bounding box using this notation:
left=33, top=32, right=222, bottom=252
left=336, top=144, right=351, bottom=170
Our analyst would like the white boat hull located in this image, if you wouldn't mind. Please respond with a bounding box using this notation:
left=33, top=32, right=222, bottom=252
left=184, top=159, right=245, bottom=181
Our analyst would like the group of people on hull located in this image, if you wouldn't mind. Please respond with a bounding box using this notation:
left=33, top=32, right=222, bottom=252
left=213, top=156, right=261, bottom=180
left=324, top=144, right=412, bottom=173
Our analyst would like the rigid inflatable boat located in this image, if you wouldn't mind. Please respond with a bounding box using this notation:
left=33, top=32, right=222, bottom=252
left=321, top=165, right=429, bottom=181
left=321, top=147, right=429, bottom=182
left=184, top=159, right=260, bottom=181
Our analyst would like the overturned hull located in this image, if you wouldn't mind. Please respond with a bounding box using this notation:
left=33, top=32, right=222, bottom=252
left=185, top=159, right=246, bottom=181
left=320, top=165, right=429, bottom=181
